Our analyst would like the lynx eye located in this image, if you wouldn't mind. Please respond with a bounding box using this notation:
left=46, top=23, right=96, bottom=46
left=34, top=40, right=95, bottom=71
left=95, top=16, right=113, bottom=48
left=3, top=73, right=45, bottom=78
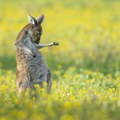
left=35, top=31, right=40, bottom=35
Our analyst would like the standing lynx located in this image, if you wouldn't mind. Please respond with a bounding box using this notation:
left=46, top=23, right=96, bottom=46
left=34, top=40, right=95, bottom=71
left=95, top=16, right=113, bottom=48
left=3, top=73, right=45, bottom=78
left=15, top=15, right=59, bottom=96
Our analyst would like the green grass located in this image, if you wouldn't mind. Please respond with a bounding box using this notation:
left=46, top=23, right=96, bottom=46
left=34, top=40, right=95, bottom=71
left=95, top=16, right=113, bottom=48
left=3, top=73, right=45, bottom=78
left=0, top=69, right=120, bottom=120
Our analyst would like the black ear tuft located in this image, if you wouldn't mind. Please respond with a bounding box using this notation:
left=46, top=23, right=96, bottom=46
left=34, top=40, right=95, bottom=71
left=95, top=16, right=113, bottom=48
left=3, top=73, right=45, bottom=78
left=28, top=15, right=38, bottom=26
left=37, top=14, right=44, bottom=25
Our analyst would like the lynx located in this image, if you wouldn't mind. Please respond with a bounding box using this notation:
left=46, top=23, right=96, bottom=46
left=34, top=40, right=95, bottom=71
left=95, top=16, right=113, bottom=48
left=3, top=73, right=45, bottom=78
left=15, top=15, right=59, bottom=96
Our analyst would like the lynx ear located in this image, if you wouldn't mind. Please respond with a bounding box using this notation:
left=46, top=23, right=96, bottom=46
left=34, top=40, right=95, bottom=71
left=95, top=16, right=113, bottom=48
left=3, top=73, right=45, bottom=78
left=37, top=14, right=44, bottom=25
left=27, top=15, right=37, bottom=26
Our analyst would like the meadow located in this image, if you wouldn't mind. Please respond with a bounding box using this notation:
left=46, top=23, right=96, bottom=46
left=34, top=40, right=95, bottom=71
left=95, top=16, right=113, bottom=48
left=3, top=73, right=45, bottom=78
left=0, top=0, right=120, bottom=120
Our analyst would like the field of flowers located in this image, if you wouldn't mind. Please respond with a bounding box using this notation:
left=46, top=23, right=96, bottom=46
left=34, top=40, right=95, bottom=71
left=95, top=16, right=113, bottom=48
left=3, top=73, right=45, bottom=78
left=0, top=0, right=120, bottom=120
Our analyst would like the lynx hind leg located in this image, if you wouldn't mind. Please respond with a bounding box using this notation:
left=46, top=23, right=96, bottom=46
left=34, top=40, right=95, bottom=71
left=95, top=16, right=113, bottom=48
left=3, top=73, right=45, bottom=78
left=16, top=77, right=30, bottom=97
left=46, top=69, right=52, bottom=94
left=17, top=81, right=27, bottom=97
left=39, top=82, right=44, bottom=88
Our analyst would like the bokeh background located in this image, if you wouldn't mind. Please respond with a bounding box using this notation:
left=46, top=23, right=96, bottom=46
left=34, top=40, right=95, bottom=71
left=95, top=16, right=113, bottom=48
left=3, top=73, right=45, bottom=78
left=0, top=0, right=120, bottom=75
left=0, top=0, right=120, bottom=120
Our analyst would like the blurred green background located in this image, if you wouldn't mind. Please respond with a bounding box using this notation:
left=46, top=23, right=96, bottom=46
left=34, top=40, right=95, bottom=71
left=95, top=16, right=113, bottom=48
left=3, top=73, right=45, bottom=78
left=0, top=0, right=120, bottom=75
left=0, top=1, right=120, bottom=120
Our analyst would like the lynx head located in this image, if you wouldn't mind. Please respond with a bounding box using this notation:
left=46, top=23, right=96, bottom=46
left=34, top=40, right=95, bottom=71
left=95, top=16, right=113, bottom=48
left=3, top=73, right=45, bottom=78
left=27, top=15, right=44, bottom=44
left=16, top=15, right=44, bottom=45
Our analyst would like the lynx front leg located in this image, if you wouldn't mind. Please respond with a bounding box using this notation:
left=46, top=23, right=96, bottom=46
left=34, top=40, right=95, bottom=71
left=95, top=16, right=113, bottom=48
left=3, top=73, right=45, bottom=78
left=34, top=42, right=59, bottom=49
left=46, top=69, right=52, bottom=94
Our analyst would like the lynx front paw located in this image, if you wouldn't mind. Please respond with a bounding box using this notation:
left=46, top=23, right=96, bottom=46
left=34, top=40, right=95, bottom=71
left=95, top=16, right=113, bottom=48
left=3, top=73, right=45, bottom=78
left=53, top=42, right=59, bottom=45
